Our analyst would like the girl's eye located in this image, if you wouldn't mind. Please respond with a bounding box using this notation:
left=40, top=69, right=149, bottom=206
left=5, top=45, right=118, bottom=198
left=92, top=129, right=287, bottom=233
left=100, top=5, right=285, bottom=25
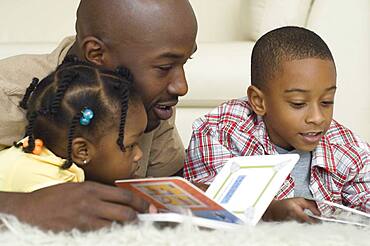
left=122, top=143, right=136, bottom=152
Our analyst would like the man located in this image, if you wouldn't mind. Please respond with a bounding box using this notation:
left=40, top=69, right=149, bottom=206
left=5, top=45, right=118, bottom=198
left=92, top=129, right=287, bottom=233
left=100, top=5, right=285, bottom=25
left=0, top=0, right=197, bottom=231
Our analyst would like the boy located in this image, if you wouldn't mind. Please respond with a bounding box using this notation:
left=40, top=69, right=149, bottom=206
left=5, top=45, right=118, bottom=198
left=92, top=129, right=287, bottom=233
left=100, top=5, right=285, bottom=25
left=184, top=26, right=370, bottom=223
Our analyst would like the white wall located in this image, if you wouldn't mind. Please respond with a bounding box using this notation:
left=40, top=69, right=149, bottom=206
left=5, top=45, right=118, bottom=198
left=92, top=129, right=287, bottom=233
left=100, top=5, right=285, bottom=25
left=0, top=0, right=77, bottom=43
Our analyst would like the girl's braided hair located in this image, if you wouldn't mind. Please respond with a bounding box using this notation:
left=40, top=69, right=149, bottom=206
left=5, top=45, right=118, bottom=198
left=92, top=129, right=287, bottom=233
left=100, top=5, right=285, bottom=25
left=17, top=55, right=139, bottom=169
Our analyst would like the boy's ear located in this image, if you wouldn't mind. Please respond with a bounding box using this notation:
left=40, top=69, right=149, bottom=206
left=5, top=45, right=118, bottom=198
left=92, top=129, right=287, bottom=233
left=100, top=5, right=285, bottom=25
left=81, top=36, right=112, bottom=67
left=247, top=85, right=266, bottom=116
left=71, top=137, right=96, bottom=167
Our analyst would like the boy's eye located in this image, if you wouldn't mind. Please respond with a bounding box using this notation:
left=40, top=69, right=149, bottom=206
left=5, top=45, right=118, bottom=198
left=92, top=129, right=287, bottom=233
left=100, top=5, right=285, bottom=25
left=289, top=102, right=306, bottom=109
left=321, top=101, right=334, bottom=106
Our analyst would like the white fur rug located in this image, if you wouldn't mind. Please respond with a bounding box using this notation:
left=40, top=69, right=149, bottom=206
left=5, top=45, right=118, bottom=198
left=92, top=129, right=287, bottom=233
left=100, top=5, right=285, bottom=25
left=0, top=215, right=369, bottom=246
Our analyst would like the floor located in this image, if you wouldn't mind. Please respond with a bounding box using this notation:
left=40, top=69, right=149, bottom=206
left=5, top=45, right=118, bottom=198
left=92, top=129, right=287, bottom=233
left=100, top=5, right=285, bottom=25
left=0, top=215, right=369, bottom=246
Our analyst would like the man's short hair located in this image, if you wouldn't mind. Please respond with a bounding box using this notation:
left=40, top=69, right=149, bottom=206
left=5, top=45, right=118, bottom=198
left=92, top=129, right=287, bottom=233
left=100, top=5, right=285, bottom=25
left=251, top=26, right=334, bottom=88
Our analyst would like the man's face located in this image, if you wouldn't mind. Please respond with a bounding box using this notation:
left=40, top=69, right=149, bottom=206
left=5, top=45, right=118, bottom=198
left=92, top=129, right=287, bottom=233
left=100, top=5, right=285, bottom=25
left=105, top=6, right=197, bottom=132
left=110, top=40, right=197, bottom=132
left=261, top=58, right=337, bottom=151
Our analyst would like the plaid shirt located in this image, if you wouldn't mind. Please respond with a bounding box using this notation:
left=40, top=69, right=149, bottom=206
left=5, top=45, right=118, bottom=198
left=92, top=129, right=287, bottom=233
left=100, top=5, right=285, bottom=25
left=184, top=98, right=370, bottom=213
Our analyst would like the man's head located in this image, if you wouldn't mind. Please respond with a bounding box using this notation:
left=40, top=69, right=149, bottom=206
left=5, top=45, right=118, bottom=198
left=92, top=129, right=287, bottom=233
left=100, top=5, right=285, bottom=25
left=70, top=0, right=198, bottom=132
left=247, top=26, right=337, bottom=151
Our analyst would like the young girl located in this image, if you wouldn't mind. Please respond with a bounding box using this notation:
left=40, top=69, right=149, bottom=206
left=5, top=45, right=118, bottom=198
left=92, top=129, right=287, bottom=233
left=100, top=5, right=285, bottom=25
left=0, top=56, right=147, bottom=192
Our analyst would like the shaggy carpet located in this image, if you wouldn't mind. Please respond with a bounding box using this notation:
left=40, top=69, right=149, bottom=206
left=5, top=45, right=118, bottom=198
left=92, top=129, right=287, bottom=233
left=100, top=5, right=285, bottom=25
left=0, top=214, right=369, bottom=246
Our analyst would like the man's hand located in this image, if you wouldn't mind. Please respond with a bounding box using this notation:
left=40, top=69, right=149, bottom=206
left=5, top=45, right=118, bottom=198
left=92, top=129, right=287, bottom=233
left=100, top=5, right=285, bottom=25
left=262, top=197, right=321, bottom=224
left=0, top=181, right=149, bottom=231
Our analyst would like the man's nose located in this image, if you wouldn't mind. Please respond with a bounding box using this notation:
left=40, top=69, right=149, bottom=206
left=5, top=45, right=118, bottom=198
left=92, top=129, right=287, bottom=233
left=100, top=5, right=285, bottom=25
left=305, top=104, right=325, bottom=125
left=168, top=67, right=188, bottom=96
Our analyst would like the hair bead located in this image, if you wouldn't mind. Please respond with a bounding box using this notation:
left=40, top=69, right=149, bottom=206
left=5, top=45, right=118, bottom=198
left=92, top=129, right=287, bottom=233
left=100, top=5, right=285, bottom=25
left=80, top=108, right=94, bottom=126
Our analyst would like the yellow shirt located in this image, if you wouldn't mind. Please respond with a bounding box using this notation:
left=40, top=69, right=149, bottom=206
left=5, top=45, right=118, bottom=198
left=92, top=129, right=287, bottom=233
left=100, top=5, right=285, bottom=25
left=0, top=143, right=84, bottom=192
left=0, top=36, right=184, bottom=177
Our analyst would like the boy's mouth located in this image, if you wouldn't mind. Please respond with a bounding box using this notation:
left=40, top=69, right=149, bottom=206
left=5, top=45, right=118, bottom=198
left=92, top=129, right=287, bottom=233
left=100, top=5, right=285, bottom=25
left=299, top=131, right=323, bottom=144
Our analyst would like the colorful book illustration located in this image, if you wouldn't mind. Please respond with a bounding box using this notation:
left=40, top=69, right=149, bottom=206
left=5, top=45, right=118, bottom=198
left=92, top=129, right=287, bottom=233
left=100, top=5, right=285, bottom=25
left=115, top=154, right=299, bottom=229
left=116, top=176, right=243, bottom=225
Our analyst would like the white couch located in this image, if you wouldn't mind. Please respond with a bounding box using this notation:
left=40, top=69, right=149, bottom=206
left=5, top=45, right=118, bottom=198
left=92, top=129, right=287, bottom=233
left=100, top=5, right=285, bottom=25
left=0, top=0, right=369, bottom=145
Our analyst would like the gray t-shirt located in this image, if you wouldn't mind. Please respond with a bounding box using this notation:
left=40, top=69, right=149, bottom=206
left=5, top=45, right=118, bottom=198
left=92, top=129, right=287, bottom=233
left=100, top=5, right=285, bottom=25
left=275, top=145, right=313, bottom=199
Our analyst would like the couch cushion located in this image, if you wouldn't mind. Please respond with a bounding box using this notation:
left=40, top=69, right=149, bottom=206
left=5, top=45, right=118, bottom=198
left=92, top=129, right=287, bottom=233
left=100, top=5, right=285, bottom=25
left=189, top=0, right=247, bottom=42
left=0, top=43, right=58, bottom=60
left=242, top=0, right=313, bottom=41
left=182, top=42, right=254, bottom=107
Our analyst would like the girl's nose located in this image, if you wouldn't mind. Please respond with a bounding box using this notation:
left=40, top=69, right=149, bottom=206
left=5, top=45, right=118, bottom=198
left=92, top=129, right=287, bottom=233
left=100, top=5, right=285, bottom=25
left=133, top=145, right=143, bottom=162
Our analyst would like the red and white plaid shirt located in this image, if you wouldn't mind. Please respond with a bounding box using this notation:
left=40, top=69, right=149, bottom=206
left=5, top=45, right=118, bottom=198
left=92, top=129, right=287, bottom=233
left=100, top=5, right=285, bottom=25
left=184, top=98, right=370, bottom=213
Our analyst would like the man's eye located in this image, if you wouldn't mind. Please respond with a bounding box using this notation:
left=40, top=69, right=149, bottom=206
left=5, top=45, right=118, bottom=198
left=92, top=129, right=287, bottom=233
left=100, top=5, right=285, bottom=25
left=157, top=65, right=172, bottom=71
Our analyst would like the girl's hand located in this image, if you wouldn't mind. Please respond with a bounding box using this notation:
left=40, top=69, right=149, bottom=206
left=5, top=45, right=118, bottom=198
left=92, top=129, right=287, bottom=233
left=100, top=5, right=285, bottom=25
left=192, top=182, right=209, bottom=192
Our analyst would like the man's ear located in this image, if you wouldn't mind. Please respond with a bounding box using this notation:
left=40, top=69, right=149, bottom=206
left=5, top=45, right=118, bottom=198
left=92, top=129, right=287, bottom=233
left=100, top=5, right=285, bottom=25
left=71, top=137, right=96, bottom=167
left=247, top=85, right=266, bottom=116
left=81, top=36, right=112, bottom=67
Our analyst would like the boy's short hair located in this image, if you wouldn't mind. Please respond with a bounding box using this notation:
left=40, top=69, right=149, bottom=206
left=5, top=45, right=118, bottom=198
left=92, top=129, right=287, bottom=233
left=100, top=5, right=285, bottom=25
left=251, top=26, right=335, bottom=88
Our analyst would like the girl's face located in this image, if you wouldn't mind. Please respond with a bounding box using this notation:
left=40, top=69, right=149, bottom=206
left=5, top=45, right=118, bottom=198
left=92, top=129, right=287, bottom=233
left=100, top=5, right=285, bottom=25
left=82, top=102, right=147, bottom=185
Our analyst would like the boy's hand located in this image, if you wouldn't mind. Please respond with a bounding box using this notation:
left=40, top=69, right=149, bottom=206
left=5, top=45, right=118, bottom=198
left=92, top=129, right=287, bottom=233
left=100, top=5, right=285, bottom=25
left=262, top=197, right=321, bottom=223
left=1, top=181, right=150, bottom=231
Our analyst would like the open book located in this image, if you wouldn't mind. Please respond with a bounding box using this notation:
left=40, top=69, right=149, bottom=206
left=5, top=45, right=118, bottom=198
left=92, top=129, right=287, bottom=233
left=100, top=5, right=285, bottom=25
left=304, top=199, right=370, bottom=227
left=115, top=154, right=299, bottom=229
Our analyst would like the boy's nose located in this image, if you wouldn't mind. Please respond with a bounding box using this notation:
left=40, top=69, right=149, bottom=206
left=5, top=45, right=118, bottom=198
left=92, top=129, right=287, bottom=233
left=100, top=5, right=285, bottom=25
left=306, top=104, right=326, bottom=125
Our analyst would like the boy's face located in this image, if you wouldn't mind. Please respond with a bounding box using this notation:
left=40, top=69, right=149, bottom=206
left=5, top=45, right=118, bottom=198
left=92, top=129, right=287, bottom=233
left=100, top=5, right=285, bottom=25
left=260, top=58, right=336, bottom=151
left=83, top=101, right=147, bottom=185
